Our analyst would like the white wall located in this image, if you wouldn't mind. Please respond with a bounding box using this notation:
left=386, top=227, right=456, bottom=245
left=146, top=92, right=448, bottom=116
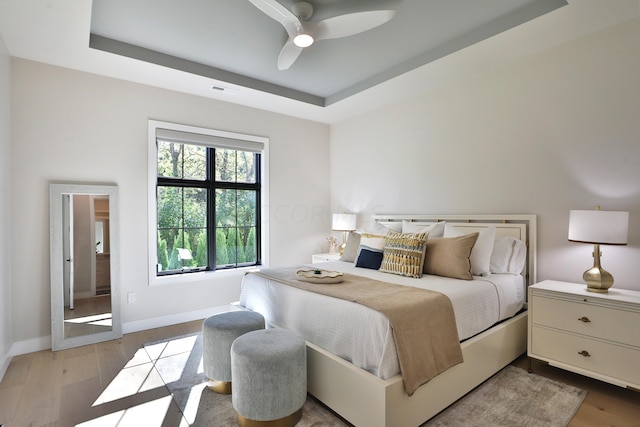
left=0, top=31, right=12, bottom=376
left=10, top=59, right=330, bottom=347
left=331, top=19, right=640, bottom=291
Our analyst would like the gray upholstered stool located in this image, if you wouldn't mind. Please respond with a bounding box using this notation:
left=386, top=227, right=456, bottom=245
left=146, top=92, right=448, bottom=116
left=231, top=329, right=307, bottom=427
left=202, top=310, right=265, bottom=394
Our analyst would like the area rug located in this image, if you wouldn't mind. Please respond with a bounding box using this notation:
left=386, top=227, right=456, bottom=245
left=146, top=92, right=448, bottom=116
left=144, top=333, right=586, bottom=426
left=191, top=388, right=349, bottom=427
left=424, top=365, right=587, bottom=427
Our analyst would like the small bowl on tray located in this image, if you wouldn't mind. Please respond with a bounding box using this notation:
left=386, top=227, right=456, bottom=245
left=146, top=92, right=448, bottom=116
left=296, top=268, right=344, bottom=284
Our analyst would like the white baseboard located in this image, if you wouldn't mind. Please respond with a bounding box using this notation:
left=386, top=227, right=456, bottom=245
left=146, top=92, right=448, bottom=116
left=4, top=304, right=242, bottom=361
left=121, top=304, right=241, bottom=334
left=9, top=335, right=52, bottom=356
left=0, top=351, right=12, bottom=383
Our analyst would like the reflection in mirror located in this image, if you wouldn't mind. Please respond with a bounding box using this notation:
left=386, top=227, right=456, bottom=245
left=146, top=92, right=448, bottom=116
left=62, top=194, right=111, bottom=338
left=50, top=184, right=122, bottom=351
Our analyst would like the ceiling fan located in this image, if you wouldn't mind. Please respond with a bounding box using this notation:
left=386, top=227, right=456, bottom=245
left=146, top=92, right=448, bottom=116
left=248, top=0, right=396, bottom=70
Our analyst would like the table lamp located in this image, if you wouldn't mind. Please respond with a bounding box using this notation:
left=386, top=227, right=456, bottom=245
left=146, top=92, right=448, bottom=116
left=568, top=206, right=628, bottom=293
left=332, top=213, right=356, bottom=255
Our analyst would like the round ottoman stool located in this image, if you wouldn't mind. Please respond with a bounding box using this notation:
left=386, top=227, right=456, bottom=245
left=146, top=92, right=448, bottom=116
left=202, top=310, right=265, bottom=394
left=231, top=329, right=307, bottom=427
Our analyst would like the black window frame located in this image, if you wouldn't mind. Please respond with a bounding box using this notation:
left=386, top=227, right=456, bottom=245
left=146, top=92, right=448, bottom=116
left=155, top=142, right=262, bottom=276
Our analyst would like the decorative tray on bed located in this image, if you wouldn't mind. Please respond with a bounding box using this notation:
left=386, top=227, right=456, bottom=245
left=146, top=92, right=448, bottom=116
left=296, top=268, right=344, bottom=284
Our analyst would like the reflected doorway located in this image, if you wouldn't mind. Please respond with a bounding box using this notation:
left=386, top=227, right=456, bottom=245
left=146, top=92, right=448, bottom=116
left=62, top=194, right=113, bottom=339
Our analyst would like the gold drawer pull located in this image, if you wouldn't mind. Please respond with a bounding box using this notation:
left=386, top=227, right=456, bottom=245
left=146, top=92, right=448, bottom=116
left=578, top=350, right=591, bottom=357
left=578, top=316, right=591, bottom=323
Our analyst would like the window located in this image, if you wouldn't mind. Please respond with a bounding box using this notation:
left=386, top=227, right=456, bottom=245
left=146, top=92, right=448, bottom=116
left=148, top=121, right=268, bottom=281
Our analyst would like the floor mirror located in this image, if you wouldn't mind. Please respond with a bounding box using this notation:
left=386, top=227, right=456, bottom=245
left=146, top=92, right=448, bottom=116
left=50, top=183, right=122, bottom=351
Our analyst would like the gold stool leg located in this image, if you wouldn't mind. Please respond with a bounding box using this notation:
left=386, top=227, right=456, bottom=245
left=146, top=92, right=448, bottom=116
left=207, top=379, right=232, bottom=394
left=237, top=407, right=303, bottom=427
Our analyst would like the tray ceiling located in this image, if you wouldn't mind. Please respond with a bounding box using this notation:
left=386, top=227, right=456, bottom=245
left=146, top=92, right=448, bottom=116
left=2, top=0, right=637, bottom=123
left=89, top=0, right=568, bottom=106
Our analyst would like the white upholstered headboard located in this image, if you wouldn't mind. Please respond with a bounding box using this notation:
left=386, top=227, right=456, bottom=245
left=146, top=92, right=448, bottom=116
left=372, top=214, right=537, bottom=286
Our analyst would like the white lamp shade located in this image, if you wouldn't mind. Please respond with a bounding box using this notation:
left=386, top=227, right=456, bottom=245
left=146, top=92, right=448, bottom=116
left=332, top=213, right=356, bottom=231
left=568, top=210, right=629, bottom=245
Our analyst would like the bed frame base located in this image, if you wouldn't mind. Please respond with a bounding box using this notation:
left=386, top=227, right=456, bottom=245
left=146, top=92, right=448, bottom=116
left=306, top=310, right=528, bottom=426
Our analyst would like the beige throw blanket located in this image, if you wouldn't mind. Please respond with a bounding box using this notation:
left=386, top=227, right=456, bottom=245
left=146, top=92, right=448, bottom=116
left=248, top=267, right=464, bottom=395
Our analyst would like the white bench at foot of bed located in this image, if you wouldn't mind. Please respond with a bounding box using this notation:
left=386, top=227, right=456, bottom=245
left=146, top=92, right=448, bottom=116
left=306, top=310, right=528, bottom=427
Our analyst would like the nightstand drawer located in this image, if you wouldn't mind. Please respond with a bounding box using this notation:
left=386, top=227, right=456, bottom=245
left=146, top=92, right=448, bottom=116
left=531, top=326, right=640, bottom=387
left=531, top=295, right=640, bottom=347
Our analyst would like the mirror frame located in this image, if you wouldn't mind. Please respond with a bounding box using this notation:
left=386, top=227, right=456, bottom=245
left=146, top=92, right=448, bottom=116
left=50, top=183, right=122, bottom=351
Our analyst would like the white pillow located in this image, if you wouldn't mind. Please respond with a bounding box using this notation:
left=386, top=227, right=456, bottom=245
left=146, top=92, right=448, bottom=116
left=339, top=231, right=361, bottom=262
left=511, top=242, right=526, bottom=274
left=490, top=236, right=527, bottom=274
left=359, top=233, right=387, bottom=250
left=402, top=220, right=445, bottom=238
left=365, top=221, right=402, bottom=235
left=444, top=225, right=495, bottom=276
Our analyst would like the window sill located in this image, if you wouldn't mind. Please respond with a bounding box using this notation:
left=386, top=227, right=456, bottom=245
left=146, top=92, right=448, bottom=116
left=150, top=265, right=263, bottom=287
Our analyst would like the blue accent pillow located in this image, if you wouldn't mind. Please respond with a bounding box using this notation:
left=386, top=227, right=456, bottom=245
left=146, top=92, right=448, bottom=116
left=355, top=246, right=384, bottom=269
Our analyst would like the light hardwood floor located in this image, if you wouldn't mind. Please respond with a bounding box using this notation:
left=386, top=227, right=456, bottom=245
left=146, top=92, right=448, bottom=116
left=1, top=319, right=638, bottom=426
left=512, top=356, right=640, bottom=427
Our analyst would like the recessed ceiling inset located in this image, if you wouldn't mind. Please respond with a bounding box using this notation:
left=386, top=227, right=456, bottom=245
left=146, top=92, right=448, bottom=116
left=89, top=0, right=568, bottom=107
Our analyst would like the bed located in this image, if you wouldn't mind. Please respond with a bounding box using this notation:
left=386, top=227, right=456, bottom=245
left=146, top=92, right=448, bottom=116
left=239, top=214, right=537, bottom=426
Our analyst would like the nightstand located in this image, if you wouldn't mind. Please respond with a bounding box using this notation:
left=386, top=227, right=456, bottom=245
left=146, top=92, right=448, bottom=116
left=528, top=280, right=640, bottom=390
left=311, top=253, right=341, bottom=263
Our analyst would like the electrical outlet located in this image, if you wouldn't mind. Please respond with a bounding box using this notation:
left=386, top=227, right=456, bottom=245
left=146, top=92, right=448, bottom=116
left=127, top=292, right=136, bottom=303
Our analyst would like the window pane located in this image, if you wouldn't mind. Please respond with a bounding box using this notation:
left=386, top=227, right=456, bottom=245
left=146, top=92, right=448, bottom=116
left=191, top=229, right=208, bottom=268
left=214, top=189, right=257, bottom=267
left=213, top=227, right=241, bottom=266
left=183, top=144, right=206, bottom=180
left=158, top=228, right=208, bottom=272
left=237, top=190, right=256, bottom=226
left=215, top=189, right=236, bottom=227
left=157, top=141, right=183, bottom=178
left=225, top=227, right=238, bottom=265
left=157, top=186, right=182, bottom=228
left=239, top=226, right=257, bottom=263
left=215, top=149, right=237, bottom=182
left=183, top=188, right=207, bottom=229
left=175, top=227, right=206, bottom=269
left=163, top=229, right=184, bottom=271
left=214, top=149, right=257, bottom=183
left=215, top=228, right=230, bottom=267
left=236, top=151, right=256, bottom=183
left=157, top=186, right=209, bottom=272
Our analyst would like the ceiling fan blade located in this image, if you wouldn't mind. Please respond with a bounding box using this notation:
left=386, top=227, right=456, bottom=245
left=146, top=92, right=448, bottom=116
left=312, top=10, right=396, bottom=41
left=247, top=0, right=302, bottom=38
left=277, top=40, right=304, bottom=70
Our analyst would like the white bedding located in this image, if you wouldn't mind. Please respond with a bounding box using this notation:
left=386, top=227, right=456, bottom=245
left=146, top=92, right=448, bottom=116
left=239, top=260, right=525, bottom=380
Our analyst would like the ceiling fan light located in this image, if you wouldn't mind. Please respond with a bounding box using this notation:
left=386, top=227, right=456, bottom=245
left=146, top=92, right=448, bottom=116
left=293, top=33, right=314, bottom=47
